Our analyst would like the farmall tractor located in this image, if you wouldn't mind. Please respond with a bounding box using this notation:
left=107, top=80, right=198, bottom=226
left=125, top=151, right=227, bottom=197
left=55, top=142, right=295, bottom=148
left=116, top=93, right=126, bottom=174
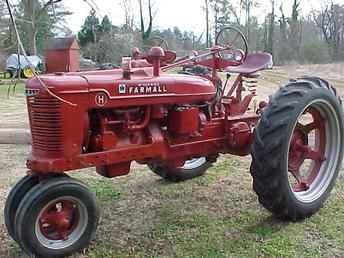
left=4, top=27, right=344, bottom=257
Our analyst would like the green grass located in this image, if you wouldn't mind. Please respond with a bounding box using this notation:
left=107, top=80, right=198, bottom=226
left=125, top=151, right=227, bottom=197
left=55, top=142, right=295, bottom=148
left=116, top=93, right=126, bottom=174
left=0, top=82, right=25, bottom=96
left=59, top=158, right=344, bottom=258
left=83, top=177, right=121, bottom=202
left=1, top=153, right=343, bottom=258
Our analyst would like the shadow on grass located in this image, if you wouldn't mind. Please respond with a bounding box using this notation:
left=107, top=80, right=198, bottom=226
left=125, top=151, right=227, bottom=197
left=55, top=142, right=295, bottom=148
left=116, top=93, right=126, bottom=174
left=245, top=215, right=291, bottom=237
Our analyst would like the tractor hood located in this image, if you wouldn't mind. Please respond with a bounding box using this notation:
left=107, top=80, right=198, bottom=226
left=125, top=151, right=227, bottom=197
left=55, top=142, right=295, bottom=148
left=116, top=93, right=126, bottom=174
left=26, top=74, right=89, bottom=93
left=26, top=68, right=216, bottom=108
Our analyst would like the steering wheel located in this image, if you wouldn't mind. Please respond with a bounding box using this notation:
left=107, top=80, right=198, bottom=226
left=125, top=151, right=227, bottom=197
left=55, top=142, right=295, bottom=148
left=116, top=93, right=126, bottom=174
left=215, top=27, right=248, bottom=63
left=132, top=36, right=176, bottom=66
left=143, top=36, right=169, bottom=51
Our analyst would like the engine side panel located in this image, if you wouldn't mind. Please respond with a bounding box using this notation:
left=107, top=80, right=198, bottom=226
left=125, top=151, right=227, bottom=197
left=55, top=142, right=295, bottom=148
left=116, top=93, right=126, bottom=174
left=25, top=71, right=218, bottom=173
left=83, top=74, right=216, bottom=108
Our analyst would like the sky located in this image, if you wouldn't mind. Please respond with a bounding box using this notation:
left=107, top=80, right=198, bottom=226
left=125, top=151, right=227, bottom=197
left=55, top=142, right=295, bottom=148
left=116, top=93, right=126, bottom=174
left=63, top=0, right=342, bottom=35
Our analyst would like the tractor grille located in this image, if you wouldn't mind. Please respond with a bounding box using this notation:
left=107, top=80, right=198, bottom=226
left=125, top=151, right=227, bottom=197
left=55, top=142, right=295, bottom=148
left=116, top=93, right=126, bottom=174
left=28, top=96, right=63, bottom=152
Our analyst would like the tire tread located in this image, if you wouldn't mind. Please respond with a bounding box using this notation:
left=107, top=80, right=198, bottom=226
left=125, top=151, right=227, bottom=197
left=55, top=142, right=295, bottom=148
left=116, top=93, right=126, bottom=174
left=250, top=77, right=343, bottom=221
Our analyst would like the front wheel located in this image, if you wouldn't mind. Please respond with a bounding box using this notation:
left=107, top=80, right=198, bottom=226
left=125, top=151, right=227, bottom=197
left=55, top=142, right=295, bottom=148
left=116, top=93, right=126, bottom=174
left=251, top=77, right=344, bottom=221
left=14, top=177, right=99, bottom=257
left=4, top=175, right=39, bottom=241
left=148, top=157, right=212, bottom=182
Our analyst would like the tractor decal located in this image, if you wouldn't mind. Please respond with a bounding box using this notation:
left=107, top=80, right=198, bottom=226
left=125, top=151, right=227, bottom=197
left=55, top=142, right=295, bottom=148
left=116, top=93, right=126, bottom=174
left=95, top=93, right=108, bottom=106
left=118, top=83, right=168, bottom=95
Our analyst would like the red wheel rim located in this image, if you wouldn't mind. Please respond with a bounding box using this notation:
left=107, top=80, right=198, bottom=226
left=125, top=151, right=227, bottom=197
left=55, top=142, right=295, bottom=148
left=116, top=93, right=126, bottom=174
left=288, top=107, right=326, bottom=192
left=35, top=196, right=88, bottom=249
left=39, top=199, right=80, bottom=241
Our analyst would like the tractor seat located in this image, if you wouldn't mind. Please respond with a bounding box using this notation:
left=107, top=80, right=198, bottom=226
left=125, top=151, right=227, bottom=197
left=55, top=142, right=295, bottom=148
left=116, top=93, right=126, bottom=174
left=225, top=52, right=273, bottom=75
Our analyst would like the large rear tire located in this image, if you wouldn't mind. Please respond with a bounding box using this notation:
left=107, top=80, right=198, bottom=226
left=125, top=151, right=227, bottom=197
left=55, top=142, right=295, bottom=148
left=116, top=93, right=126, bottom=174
left=148, top=157, right=212, bottom=182
left=251, top=77, right=344, bottom=221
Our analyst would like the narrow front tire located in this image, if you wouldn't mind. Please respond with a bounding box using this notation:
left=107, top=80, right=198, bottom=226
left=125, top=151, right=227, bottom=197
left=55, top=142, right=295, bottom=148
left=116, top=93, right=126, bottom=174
left=15, top=177, right=99, bottom=257
left=4, top=175, right=39, bottom=241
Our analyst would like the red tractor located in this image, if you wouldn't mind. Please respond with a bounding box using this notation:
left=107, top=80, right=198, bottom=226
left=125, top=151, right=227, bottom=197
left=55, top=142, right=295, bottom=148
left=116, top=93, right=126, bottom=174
left=5, top=27, right=344, bottom=257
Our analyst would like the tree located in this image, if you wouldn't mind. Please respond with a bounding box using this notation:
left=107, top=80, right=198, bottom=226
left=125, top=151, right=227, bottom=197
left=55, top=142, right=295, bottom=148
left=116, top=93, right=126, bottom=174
left=78, top=14, right=126, bottom=63
left=289, top=0, right=302, bottom=59
left=0, top=1, right=8, bottom=36
left=266, top=0, right=275, bottom=56
left=16, top=0, right=70, bottom=55
left=217, top=0, right=241, bottom=28
left=241, top=0, right=251, bottom=44
left=276, top=1, right=303, bottom=63
left=100, top=15, right=112, bottom=33
left=208, top=0, right=242, bottom=43
left=218, top=0, right=230, bottom=26
left=78, top=10, right=100, bottom=46
left=0, top=1, right=10, bottom=64
left=313, top=2, right=344, bottom=60
left=0, top=2, right=10, bottom=48
left=240, top=0, right=259, bottom=44
left=204, top=0, right=210, bottom=47
left=138, top=0, right=153, bottom=40
left=279, top=4, right=287, bottom=42
left=120, top=0, right=134, bottom=32
left=278, top=4, right=289, bottom=63
left=173, top=27, right=183, bottom=41
left=210, top=0, right=220, bottom=38
left=78, top=13, right=116, bottom=47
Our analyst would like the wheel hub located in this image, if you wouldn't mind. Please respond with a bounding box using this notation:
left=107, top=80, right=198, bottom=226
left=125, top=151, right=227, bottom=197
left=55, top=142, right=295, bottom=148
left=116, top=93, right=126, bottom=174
left=39, top=200, right=79, bottom=241
left=288, top=107, right=326, bottom=192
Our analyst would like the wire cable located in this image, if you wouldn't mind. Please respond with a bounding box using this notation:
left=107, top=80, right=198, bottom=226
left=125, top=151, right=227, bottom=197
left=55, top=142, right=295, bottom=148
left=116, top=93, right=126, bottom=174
left=5, top=0, right=77, bottom=107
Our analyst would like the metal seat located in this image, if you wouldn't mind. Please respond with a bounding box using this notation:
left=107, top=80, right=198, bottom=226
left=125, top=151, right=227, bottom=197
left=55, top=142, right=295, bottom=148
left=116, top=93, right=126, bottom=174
left=225, top=52, right=273, bottom=75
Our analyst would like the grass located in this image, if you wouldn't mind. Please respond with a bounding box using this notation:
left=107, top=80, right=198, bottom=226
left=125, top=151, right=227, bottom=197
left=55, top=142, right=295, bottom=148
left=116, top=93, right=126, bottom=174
left=0, top=82, right=25, bottom=96
left=84, top=177, right=121, bottom=202
left=96, top=168, right=343, bottom=258
left=0, top=83, right=28, bottom=130
left=2, top=146, right=343, bottom=258
left=66, top=160, right=344, bottom=258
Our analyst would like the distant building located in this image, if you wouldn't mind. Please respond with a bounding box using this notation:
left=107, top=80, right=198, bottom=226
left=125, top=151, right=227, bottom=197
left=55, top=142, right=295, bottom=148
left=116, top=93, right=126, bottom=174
left=45, top=37, right=80, bottom=73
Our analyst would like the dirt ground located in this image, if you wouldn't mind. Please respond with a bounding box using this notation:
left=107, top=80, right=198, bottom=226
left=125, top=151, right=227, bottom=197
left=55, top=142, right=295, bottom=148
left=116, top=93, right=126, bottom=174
left=0, top=63, right=344, bottom=258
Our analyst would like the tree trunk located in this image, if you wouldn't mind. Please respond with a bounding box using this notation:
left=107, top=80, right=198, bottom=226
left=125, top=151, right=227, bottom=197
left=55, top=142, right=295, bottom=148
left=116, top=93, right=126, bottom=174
left=289, top=0, right=301, bottom=60
left=23, top=0, right=37, bottom=55
left=213, top=1, right=219, bottom=39
left=205, top=0, right=209, bottom=47
left=138, top=0, right=144, bottom=37
left=246, top=0, right=250, bottom=45
left=138, top=0, right=153, bottom=40
left=263, top=16, right=268, bottom=51
left=267, top=0, right=275, bottom=57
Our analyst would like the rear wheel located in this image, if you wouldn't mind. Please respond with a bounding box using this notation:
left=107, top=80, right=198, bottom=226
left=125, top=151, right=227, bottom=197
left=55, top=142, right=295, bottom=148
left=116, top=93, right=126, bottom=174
left=251, top=77, right=344, bottom=220
left=15, top=177, right=99, bottom=257
left=148, top=157, right=212, bottom=182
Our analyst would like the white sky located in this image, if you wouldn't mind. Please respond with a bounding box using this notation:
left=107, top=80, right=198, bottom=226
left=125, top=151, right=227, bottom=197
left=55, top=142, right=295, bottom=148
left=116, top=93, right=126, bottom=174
left=63, top=0, right=342, bottom=35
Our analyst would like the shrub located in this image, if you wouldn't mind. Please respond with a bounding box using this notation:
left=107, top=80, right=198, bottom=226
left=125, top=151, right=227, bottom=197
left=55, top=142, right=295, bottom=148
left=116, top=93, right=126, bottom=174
left=301, top=41, right=331, bottom=64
